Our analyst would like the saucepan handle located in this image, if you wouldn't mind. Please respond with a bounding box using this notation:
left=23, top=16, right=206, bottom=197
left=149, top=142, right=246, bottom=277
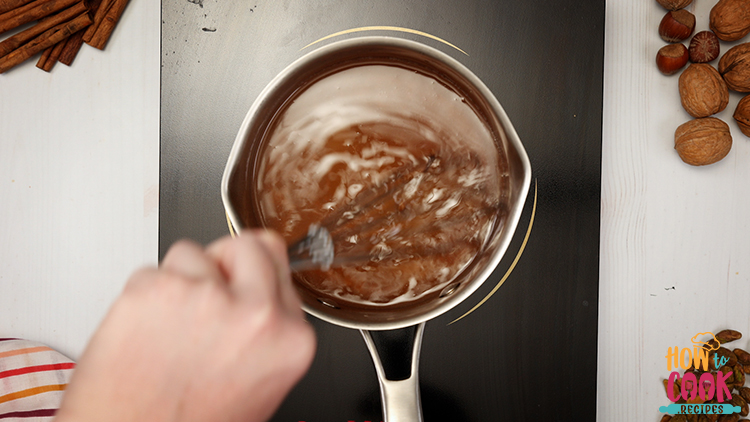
left=360, top=322, right=426, bottom=422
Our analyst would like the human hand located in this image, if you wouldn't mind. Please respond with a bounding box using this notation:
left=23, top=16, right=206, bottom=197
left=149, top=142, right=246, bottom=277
left=54, top=230, right=316, bottom=422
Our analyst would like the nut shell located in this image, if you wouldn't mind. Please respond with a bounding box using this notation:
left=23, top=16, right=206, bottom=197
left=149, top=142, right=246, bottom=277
left=734, top=94, right=750, bottom=137
left=657, top=0, right=693, bottom=10
left=689, top=31, right=720, bottom=63
left=675, top=117, right=732, bottom=166
left=679, top=63, right=729, bottom=118
left=719, top=42, right=750, bottom=92
left=660, top=10, right=696, bottom=42
left=710, top=0, right=750, bottom=42
left=717, top=329, right=743, bottom=343
left=657, top=43, right=690, bottom=75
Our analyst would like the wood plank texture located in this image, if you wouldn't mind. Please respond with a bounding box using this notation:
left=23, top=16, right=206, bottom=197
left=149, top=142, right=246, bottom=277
left=600, top=1, right=750, bottom=420
left=0, top=0, right=159, bottom=359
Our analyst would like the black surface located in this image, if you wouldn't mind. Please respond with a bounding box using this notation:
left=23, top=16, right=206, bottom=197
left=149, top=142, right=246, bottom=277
left=160, top=1, right=604, bottom=420
left=370, top=326, right=418, bottom=381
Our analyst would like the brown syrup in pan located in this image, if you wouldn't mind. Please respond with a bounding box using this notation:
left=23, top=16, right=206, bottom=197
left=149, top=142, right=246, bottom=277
left=255, top=64, right=509, bottom=306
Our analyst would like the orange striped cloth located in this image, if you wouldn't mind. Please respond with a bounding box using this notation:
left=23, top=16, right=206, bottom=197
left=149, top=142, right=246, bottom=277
left=0, top=339, right=75, bottom=420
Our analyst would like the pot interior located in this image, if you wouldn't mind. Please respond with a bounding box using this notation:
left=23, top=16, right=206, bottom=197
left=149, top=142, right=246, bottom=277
left=222, top=37, right=530, bottom=330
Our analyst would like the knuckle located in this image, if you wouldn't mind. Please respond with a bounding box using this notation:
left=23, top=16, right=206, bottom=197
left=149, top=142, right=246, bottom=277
left=232, top=297, right=279, bottom=334
left=260, top=230, right=287, bottom=252
left=124, top=270, right=191, bottom=304
left=122, top=267, right=158, bottom=294
left=252, top=301, right=281, bottom=329
left=194, top=281, right=230, bottom=311
left=169, top=239, right=202, bottom=253
left=162, top=239, right=203, bottom=263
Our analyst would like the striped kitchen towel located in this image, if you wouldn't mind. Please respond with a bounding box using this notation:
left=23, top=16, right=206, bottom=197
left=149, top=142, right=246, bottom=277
left=0, top=339, right=75, bottom=420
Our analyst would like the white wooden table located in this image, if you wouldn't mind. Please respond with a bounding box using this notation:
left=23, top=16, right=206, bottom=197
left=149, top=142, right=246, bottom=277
left=0, top=0, right=159, bottom=359
left=1, top=1, right=748, bottom=420
left=601, top=1, right=750, bottom=420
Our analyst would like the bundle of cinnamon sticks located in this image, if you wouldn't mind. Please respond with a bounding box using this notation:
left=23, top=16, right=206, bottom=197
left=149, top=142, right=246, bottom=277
left=0, top=0, right=130, bottom=73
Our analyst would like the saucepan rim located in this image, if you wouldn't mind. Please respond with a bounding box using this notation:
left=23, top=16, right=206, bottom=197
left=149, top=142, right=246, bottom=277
left=221, top=35, right=531, bottom=330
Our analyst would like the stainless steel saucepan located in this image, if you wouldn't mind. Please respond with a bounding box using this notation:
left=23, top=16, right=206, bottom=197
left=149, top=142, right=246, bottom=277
left=221, top=36, right=531, bottom=422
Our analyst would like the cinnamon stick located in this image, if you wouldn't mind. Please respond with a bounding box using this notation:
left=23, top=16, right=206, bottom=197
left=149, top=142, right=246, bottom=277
left=56, top=0, right=97, bottom=64
left=80, top=0, right=106, bottom=41
left=36, top=43, right=51, bottom=65
left=0, top=11, right=91, bottom=73
left=0, top=1, right=88, bottom=58
left=36, top=35, right=63, bottom=71
left=57, top=26, right=84, bottom=65
left=84, top=0, right=126, bottom=49
left=0, top=0, right=82, bottom=35
left=0, top=0, right=44, bottom=21
left=0, top=0, right=35, bottom=15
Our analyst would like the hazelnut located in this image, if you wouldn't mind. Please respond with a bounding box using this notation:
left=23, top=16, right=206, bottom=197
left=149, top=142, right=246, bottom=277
left=660, top=10, right=696, bottom=42
left=718, top=42, right=750, bottom=93
left=689, top=31, right=720, bottom=63
left=679, top=63, right=729, bottom=117
left=656, top=0, right=693, bottom=11
left=657, top=43, right=689, bottom=75
left=675, top=117, right=732, bottom=166
left=734, top=95, right=750, bottom=137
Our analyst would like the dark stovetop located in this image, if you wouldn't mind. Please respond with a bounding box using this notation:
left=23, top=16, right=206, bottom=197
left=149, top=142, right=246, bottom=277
left=161, top=1, right=604, bottom=420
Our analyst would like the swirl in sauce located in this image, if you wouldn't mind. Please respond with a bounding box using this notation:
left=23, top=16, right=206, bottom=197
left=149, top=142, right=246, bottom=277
left=257, top=65, right=508, bottom=306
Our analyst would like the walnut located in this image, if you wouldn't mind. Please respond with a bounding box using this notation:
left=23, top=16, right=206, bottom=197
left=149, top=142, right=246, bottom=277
left=710, top=0, right=750, bottom=42
left=675, top=117, right=732, bottom=166
left=679, top=63, right=729, bottom=118
left=657, top=0, right=693, bottom=11
left=719, top=42, right=750, bottom=93
left=734, top=95, right=750, bottom=137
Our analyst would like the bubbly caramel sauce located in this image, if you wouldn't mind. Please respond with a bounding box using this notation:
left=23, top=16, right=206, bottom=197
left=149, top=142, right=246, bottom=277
left=256, top=65, right=508, bottom=306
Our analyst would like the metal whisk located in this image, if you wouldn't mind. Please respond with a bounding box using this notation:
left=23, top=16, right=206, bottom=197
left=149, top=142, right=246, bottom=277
left=288, top=224, right=335, bottom=271
left=285, top=155, right=501, bottom=272
left=287, top=158, right=436, bottom=272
